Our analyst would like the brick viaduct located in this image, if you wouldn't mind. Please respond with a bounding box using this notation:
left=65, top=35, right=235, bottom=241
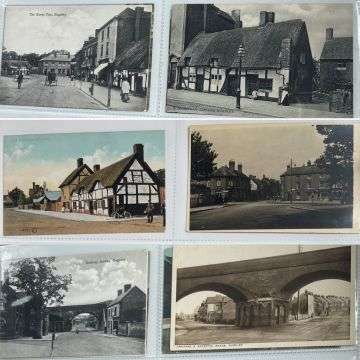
left=177, top=246, right=351, bottom=328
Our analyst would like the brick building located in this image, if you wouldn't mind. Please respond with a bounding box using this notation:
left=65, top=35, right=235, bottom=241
left=80, top=36, right=98, bottom=80
left=176, top=10, right=314, bottom=102
left=280, top=160, right=330, bottom=201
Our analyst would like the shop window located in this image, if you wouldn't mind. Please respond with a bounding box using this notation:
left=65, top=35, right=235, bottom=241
left=259, top=78, right=273, bottom=91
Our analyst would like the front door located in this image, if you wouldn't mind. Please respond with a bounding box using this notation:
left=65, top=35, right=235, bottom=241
left=108, top=198, right=114, bottom=217
left=195, top=74, right=204, bottom=92
left=226, top=72, right=238, bottom=96
left=246, top=74, right=259, bottom=96
left=89, top=200, right=94, bottom=215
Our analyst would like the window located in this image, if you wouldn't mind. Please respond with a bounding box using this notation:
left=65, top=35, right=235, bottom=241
left=300, top=53, right=306, bottom=64
left=228, top=181, right=233, bottom=186
left=216, top=180, right=221, bottom=187
left=336, top=62, right=347, bottom=70
left=106, top=42, right=109, bottom=56
left=210, top=57, right=219, bottom=67
left=101, top=30, right=104, bottom=41
left=107, top=26, right=110, bottom=38
left=184, top=57, right=191, bottom=66
left=189, top=74, right=196, bottom=82
left=100, top=45, right=103, bottom=57
left=101, top=199, right=105, bottom=209
left=93, top=200, right=97, bottom=210
left=259, top=78, right=273, bottom=91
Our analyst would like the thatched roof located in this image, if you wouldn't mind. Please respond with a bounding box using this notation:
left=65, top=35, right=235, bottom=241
left=114, top=39, right=149, bottom=71
left=178, top=19, right=306, bottom=69
left=320, top=37, right=353, bottom=61
left=59, top=164, right=93, bottom=188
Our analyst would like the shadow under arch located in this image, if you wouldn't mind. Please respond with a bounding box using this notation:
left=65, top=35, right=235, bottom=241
left=176, top=282, right=249, bottom=302
left=281, top=269, right=350, bottom=300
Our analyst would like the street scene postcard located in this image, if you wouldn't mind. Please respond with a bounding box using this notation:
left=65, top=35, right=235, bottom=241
left=170, top=245, right=357, bottom=351
left=0, top=4, right=153, bottom=111
left=3, top=130, right=165, bottom=236
left=0, top=249, right=149, bottom=358
left=188, top=124, right=359, bottom=232
left=167, top=3, right=353, bottom=118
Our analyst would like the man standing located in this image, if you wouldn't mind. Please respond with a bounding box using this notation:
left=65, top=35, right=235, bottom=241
left=145, top=201, right=154, bottom=223
left=121, top=78, right=130, bottom=102
left=17, top=71, right=24, bottom=89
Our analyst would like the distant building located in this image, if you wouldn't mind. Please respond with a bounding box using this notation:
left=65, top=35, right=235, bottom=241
left=29, top=182, right=45, bottom=200
left=280, top=160, right=330, bottom=201
left=176, top=11, right=313, bottom=102
left=39, top=50, right=72, bottom=76
left=33, top=191, right=62, bottom=211
left=320, top=28, right=353, bottom=90
left=81, top=36, right=98, bottom=80
left=1, top=59, right=30, bottom=75
left=105, top=284, right=146, bottom=335
left=3, top=194, right=14, bottom=208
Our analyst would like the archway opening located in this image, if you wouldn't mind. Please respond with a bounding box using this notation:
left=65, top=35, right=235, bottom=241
left=71, top=313, right=99, bottom=332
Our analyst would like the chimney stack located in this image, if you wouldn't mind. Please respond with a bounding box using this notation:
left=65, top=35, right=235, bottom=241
left=238, top=164, right=243, bottom=173
left=260, top=11, right=275, bottom=26
left=307, top=160, right=311, bottom=166
left=287, top=165, right=290, bottom=172
left=77, top=158, right=83, bottom=168
left=32, top=182, right=35, bottom=188
left=326, top=28, right=334, bottom=41
left=93, top=164, right=100, bottom=172
left=117, top=289, right=123, bottom=297
left=124, top=284, right=131, bottom=293
left=133, top=143, right=144, bottom=162
left=134, top=7, right=144, bottom=42
left=231, top=10, right=242, bottom=28
left=229, top=160, right=235, bottom=171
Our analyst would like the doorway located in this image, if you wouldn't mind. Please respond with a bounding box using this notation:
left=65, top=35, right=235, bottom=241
left=195, top=74, right=204, bottom=92
left=246, top=74, right=259, bottom=96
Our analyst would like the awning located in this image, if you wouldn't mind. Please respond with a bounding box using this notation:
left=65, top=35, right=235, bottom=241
left=93, top=62, right=109, bottom=76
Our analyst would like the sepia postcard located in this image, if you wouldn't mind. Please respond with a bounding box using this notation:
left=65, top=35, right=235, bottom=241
left=0, top=249, right=149, bottom=358
left=0, top=4, right=153, bottom=112
left=167, top=3, right=353, bottom=118
left=188, top=123, right=359, bottom=232
left=170, top=245, right=357, bottom=351
left=3, top=130, right=166, bottom=236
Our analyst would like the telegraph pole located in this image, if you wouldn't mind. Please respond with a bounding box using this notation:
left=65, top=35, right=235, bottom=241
left=290, top=158, right=293, bottom=204
left=296, top=245, right=302, bottom=320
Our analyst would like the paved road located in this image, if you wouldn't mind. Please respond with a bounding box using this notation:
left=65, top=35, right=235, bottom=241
left=175, top=316, right=350, bottom=345
left=190, top=201, right=353, bottom=230
left=0, top=74, right=103, bottom=110
left=0, top=331, right=145, bottom=358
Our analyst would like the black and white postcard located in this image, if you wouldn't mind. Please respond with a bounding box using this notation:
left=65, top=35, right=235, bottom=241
left=0, top=4, right=153, bottom=111
left=188, top=123, right=358, bottom=232
left=167, top=3, right=353, bottom=118
left=0, top=249, right=148, bottom=358
left=170, top=245, right=357, bottom=351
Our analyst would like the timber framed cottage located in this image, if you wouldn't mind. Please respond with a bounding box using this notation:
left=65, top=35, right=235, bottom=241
left=70, top=144, right=162, bottom=216
left=177, top=11, right=314, bottom=102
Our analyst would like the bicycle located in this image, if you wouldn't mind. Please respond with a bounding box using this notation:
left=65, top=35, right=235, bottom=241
left=112, top=208, right=132, bottom=219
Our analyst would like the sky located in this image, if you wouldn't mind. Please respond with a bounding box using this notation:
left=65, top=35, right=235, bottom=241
left=191, top=124, right=326, bottom=180
left=3, top=250, right=148, bottom=306
left=174, top=245, right=352, bottom=315
left=3, top=130, right=165, bottom=194
left=2, top=5, right=153, bottom=54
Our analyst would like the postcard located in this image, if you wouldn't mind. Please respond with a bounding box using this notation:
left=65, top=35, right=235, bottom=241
left=188, top=123, right=358, bottom=232
left=3, top=130, right=166, bottom=236
left=170, top=245, right=357, bottom=351
left=0, top=249, right=149, bottom=358
left=0, top=4, right=153, bottom=112
left=167, top=3, right=353, bottom=118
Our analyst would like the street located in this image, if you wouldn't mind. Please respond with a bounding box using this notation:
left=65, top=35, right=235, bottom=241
left=190, top=201, right=353, bottom=230
left=167, top=89, right=351, bottom=118
left=0, top=75, right=147, bottom=111
left=0, top=331, right=144, bottom=358
left=4, top=208, right=164, bottom=235
left=175, top=315, right=350, bottom=345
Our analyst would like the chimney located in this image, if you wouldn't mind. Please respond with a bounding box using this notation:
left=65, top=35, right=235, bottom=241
left=326, top=28, right=334, bottom=41
left=238, top=163, right=243, bottom=173
left=117, top=289, right=123, bottom=297
left=77, top=158, right=83, bottom=168
left=260, top=11, right=275, bottom=26
left=133, top=143, right=144, bottom=162
left=229, top=160, right=235, bottom=171
left=287, top=165, right=290, bottom=172
left=32, top=182, right=35, bottom=188
left=307, top=160, right=311, bottom=166
left=231, top=10, right=242, bottom=28
left=93, top=164, right=100, bottom=172
left=124, top=284, right=131, bottom=293
left=134, top=7, right=144, bottom=42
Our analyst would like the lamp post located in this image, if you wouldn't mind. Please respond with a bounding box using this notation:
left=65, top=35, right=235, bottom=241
left=236, top=44, right=245, bottom=109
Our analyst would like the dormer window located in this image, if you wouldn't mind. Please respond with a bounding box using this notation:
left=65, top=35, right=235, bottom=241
left=210, top=58, right=219, bottom=67
left=184, top=57, right=191, bottom=66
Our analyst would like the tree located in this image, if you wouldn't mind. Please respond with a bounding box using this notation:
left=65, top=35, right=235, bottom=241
left=22, top=53, right=41, bottom=67
left=191, top=131, right=218, bottom=180
left=155, top=168, right=165, bottom=184
left=8, top=187, right=26, bottom=207
left=9, top=257, right=72, bottom=339
left=315, top=125, right=353, bottom=203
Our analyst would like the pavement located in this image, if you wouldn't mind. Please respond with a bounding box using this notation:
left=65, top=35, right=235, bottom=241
left=72, top=79, right=148, bottom=111
left=0, top=331, right=145, bottom=358
left=167, top=89, right=351, bottom=118
left=0, top=74, right=103, bottom=110
left=15, top=208, right=160, bottom=223
left=190, top=201, right=353, bottom=230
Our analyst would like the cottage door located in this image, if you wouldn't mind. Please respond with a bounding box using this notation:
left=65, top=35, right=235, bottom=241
left=89, top=200, right=94, bottom=215
left=195, top=74, right=204, bottom=92
left=246, top=74, right=259, bottom=96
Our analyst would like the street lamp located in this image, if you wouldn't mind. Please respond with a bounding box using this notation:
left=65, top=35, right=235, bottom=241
left=236, top=44, right=245, bottom=109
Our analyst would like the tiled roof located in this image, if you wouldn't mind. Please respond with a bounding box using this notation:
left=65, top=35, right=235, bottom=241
left=178, top=19, right=305, bottom=69
left=320, top=37, right=353, bottom=61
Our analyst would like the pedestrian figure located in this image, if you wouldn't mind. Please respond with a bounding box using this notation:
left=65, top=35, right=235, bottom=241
left=17, top=72, right=24, bottom=89
left=161, top=203, right=166, bottom=227
left=145, top=201, right=154, bottom=223
left=280, top=85, right=289, bottom=106
left=51, top=330, right=56, bottom=351
left=121, top=78, right=130, bottom=102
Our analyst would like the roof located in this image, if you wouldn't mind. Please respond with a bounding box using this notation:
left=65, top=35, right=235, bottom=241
left=108, top=286, right=144, bottom=307
left=281, top=165, right=326, bottom=177
left=207, top=4, right=235, bottom=24
left=33, top=191, right=61, bottom=203
left=40, top=52, right=72, bottom=62
left=59, top=164, right=93, bottom=188
left=3, top=195, right=13, bottom=204
left=178, top=19, right=306, bottom=69
left=320, top=37, right=353, bottom=61
left=114, top=39, right=149, bottom=70
left=213, top=166, right=249, bottom=179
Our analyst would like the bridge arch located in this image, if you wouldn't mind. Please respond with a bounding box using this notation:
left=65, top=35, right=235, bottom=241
left=176, top=282, right=249, bottom=302
left=280, top=269, right=350, bottom=300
